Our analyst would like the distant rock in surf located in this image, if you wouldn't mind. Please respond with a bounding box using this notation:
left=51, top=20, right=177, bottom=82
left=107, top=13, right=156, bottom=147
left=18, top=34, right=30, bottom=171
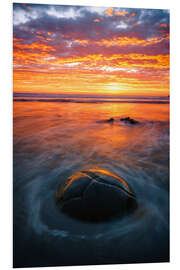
left=97, top=117, right=114, bottom=124
left=55, top=168, right=137, bottom=221
left=120, top=117, right=139, bottom=125
left=105, top=117, right=114, bottom=123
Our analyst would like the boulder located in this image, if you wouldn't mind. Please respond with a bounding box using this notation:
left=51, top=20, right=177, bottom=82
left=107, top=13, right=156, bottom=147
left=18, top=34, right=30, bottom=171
left=97, top=118, right=114, bottom=124
left=106, top=117, right=114, bottom=123
left=120, top=117, right=139, bottom=125
left=55, top=169, right=137, bottom=221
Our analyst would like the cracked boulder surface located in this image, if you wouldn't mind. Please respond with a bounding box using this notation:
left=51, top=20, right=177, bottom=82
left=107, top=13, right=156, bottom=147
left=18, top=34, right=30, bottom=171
left=55, top=169, right=137, bottom=221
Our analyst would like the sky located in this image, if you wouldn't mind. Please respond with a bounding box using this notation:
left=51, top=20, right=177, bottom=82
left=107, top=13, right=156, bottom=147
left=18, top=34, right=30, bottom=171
left=13, top=3, right=170, bottom=97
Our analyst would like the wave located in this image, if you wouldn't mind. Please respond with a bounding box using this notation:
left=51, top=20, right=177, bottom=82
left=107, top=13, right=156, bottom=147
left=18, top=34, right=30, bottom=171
left=13, top=98, right=169, bottom=104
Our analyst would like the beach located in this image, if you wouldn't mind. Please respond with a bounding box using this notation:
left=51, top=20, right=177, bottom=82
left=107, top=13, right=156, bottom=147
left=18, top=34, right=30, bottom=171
left=13, top=96, right=169, bottom=267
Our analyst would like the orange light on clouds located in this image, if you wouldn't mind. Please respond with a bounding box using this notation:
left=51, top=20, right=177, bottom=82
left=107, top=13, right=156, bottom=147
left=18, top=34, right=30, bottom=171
left=116, top=11, right=129, bottom=16
left=160, top=23, right=168, bottom=28
left=105, top=8, right=114, bottom=16
left=71, top=33, right=169, bottom=48
left=13, top=4, right=169, bottom=97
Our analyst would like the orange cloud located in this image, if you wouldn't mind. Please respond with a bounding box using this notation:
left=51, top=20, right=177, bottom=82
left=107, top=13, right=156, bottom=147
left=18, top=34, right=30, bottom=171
left=73, top=34, right=169, bottom=48
left=14, top=41, right=56, bottom=52
left=105, top=8, right=114, bottom=16
left=13, top=35, right=169, bottom=97
left=36, top=35, right=45, bottom=41
left=74, top=39, right=89, bottom=45
left=94, top=19, right=100, bottom=23
left=160, top=23, right=168, bottom=28
left=116, top=11, right=129, bottom=16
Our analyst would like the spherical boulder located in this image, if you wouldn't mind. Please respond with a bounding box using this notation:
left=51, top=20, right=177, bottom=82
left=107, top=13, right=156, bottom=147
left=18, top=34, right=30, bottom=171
left=55, top=168, right=137, bottom=221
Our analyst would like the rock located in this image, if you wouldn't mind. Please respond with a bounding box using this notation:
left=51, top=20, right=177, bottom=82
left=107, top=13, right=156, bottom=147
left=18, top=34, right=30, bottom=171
left=120, top=117, right=139, bottom=125
left=97, top=118, right=114, bottom=124
left=55, top=169, right=137, bottom=221
left=106, top=117, right=114, bottom=123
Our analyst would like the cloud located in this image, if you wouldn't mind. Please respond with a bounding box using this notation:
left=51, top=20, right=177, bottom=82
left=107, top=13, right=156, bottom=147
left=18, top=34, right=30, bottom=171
left=13, top=5, right=169, bottom=45
left=13, top=7, right=39, bottom=25
left=116, top=11, right=129, bottom=16
left=105, top=8, right=114, bottom=17
left=46, top=6, right=82, bottom=19
left=13, top=3, right=169, bottom=92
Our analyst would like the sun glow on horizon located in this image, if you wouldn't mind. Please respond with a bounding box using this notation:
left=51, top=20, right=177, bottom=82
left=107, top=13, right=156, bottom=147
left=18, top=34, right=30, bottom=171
left=104, top=83, right=127, bottom=93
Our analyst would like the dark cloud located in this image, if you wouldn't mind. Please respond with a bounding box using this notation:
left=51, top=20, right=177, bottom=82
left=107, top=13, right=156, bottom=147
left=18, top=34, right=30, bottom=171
left=13, top=4, right=169, bottom=60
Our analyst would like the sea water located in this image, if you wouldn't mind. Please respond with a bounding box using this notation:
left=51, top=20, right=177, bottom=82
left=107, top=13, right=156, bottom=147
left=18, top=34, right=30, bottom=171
left=13, top=95, right=169, bottom=267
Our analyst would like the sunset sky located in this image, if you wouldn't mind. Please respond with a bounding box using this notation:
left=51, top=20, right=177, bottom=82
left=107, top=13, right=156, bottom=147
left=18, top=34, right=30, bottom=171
left=13, top=3, right=170, bottom=96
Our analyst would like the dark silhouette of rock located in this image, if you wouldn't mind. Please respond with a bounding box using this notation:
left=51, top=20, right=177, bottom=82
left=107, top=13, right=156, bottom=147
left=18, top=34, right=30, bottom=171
left=55, top=169, right=137, bottom=221
left=97, top=118, right=114, bottom=124
left=120, top=117, right=139, bottom=125
left=106, top=117, right=114, bottom=123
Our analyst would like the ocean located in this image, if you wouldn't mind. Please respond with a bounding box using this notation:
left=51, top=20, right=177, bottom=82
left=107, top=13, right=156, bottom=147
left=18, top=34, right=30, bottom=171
left=13, top=94, right=169, bottom=267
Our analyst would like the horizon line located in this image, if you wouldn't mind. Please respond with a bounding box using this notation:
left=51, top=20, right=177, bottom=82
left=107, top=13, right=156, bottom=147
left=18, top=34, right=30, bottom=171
left=13, top=92, right=170, bottom=100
